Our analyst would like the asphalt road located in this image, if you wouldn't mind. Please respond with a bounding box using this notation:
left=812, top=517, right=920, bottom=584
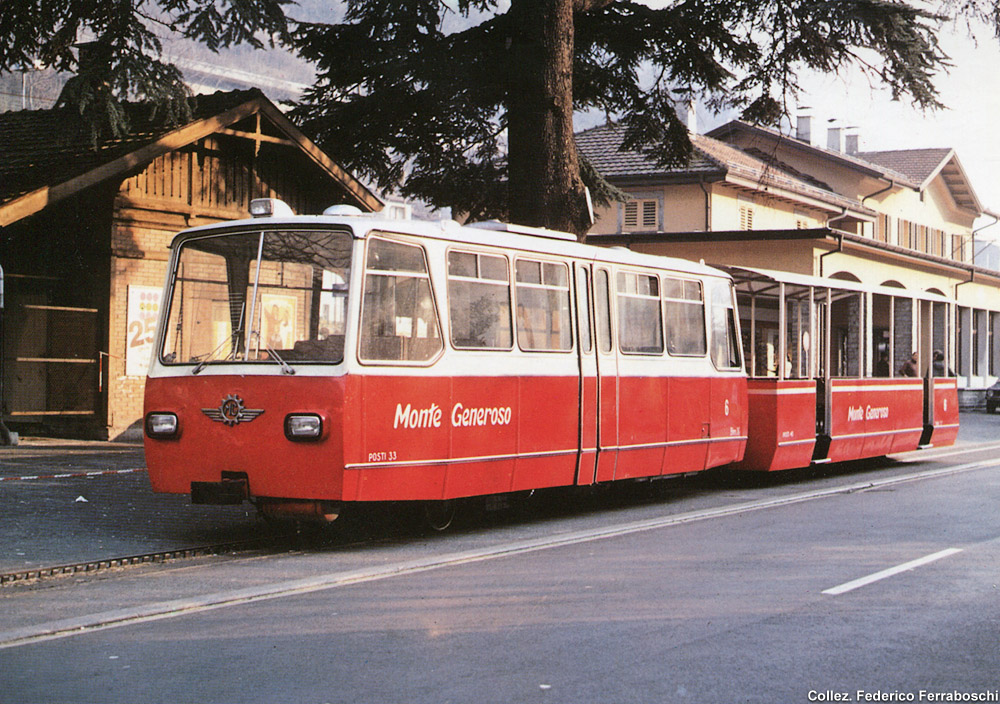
left=1, top=415, right=999, bottom=703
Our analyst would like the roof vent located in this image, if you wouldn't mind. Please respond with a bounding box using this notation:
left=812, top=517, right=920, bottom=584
left=323, top=204, right=365, bottom=216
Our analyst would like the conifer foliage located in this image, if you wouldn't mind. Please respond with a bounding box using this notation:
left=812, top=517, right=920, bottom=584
left=0, top=0, right=987, bottom=235
left=291, top=0, right=950, bottom=235
left=0, top=0, right=290, bottom=142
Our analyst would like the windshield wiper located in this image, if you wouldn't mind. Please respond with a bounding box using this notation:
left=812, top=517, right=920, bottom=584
left=191, top=335, right=239, bottom=375
left=250, top=331, right=296, bottom=375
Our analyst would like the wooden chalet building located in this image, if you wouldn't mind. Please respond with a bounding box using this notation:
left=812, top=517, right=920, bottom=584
left=0, top=89, right=381, bottom=440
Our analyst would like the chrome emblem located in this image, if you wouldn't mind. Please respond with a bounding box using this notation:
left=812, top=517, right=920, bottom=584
left=202, top=394, right=264, bottom=426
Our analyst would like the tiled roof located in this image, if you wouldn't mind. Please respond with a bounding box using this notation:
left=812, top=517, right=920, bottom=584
left=706, top=121, right=920, bottom=189
left=576, top=122, right=723, bottom=178
left=0, top=89, right=263, bottom=204
left=577, top=122, right=866, bottom=213
left=857, top=148, right=954, bottom=186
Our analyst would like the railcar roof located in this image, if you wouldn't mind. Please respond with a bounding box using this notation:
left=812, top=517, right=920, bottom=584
left=170, top=213, right=729, bottom=279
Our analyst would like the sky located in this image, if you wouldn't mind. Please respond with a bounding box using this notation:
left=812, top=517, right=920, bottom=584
left=702, top=20, right=1000, bottom=236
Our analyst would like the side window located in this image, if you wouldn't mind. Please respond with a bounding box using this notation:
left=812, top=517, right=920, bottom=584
left=709, top=278, right=742, bottom=370
left=514, top=259, right=573, bottom=351
left=663, top=277, right=707, bottom=356
left=617, top=271, right=664, bottom=354
left=447, top=250, right=512, bottom=349
left=595, top=268, right=613, bottom=354
left=359, top=237, right=442, bottom=363
left=576, top=266, right=593, bottom=354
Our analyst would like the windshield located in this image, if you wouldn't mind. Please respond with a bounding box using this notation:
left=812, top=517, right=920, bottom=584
left=160, top=228, right=354, bottom=367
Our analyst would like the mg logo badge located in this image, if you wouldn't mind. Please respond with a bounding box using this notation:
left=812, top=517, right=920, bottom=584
left=202, top=394, right=264, bottom=426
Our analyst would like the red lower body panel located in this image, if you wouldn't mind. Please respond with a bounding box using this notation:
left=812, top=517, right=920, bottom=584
left=146, top=371, right=748, bottom=504
left=825, top=378, right=924, bottom=463
left=930, top=378, right=960, bottom=448
left=733, top=379, right=816, bottom=471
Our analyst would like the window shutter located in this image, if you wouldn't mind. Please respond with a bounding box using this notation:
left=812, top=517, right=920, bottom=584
left=641, top=200, right=658, bottom=229
left=624, top=201, right=638, bottom=229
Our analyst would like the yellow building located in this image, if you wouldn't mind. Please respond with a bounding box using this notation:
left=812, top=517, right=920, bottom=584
left=578, top=119, right=1000, bottom=406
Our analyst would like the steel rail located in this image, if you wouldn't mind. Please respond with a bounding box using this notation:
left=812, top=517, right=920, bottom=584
left=0, top=535, right=293, bottom=587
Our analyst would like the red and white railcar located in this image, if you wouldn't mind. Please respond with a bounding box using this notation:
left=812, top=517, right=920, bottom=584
left=144, top=200, right=748, bottom=520
left=727, top=266, right=959, bottom=471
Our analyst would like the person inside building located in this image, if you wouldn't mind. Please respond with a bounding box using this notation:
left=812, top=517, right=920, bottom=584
left=899, top=351, right=919, bottom=377
left=933, top=349, right=954, bottom=377
left=875, top=352, right=890, bottom=377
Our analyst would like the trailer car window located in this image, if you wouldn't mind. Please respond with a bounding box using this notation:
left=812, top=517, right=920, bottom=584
left=515, top=259, right=573, bottom=351
left=360, top=237, right=442, bottom=363
left=663, top=277, right=707, bottom=356
left=447, top=250, right=513, bottom=349
left=617, top=271, right=663, bottom=355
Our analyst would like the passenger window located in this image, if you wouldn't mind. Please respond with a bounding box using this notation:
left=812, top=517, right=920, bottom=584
left=617, top=271, right=664, bottom=355
left=576, top=267, right=593, bottom=354
left=360, top=237, right=442, bottom=363
left=663, top=277, right=707, bottom=356
left=515, top=259, right=573, bottom=351
left=595, top=268, right=613, bottom=354
left=447, top=250, right=513, bottom=349
left=709, top=279, right=742, bottom=369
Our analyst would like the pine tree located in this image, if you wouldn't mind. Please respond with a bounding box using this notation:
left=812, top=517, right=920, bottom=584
left=291, top=0, right=950, bottom=236
left=0, top=0, right=291, bottom=141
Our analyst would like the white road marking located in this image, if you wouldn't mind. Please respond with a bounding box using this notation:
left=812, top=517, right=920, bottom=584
left=0, top=458, right=997, bottom=650
left=822, top=548, right=964, bottom=595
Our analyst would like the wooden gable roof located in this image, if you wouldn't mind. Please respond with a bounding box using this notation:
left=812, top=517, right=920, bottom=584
left=0, top=89, right=382, bottom=227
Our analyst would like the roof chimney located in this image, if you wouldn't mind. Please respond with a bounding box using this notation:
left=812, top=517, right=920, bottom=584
left=844, top=126, right=860, bottom=155
left=796, top=108, right=813, bottom=144
left=827, top=119, right=843, bottom=152
left=687, top=98, right=697, bottom=134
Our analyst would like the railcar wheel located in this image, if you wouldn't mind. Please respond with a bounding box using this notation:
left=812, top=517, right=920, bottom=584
left=423, top=500, right=457, bottom=532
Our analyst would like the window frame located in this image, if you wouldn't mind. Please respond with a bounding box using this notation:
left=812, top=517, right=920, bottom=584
left=622, top=198, right=659, bottom=233
left=615, top=269, right=665, bottom=356
left=357, top=233, right=444, bottom=366
left=445, top=247, right=514, bottom=351
left=513, top=256, right=575, bottom=353
left=662, top=275, right=708, bottom=358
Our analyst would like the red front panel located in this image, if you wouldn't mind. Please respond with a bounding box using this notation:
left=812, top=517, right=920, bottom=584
left=826, top=378, right=924, bottom=463
left=930, top=378, right=960, bottom=448
left=144, top=375, right=347, bottom=500
left=733, top=379, right=815, bottom=472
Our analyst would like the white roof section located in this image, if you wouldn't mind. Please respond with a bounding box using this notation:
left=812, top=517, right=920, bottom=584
left=171, top=206, right=731, bottom=280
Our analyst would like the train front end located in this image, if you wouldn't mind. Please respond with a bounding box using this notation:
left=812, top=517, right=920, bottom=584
left=144, top=201, right=357, bottom=522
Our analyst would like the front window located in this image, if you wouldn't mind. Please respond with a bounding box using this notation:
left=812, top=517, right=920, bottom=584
left=161, top=229, right=353, bottom=367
